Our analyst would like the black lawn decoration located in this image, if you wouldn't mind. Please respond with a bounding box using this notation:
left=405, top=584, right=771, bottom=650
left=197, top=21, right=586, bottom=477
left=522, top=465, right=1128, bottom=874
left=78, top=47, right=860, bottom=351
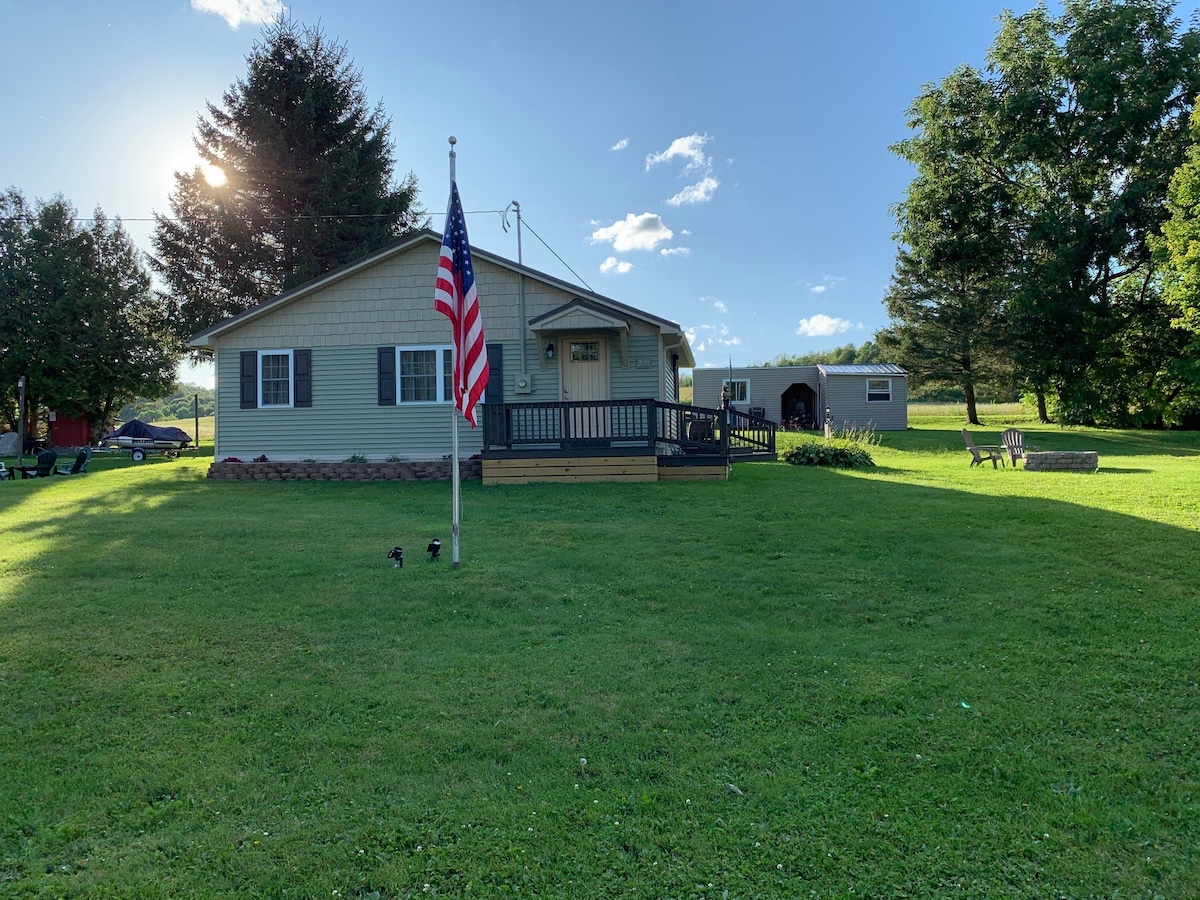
left=387, top=546, right=403, bottom=568
left=427, top=539, right=442, bottom=562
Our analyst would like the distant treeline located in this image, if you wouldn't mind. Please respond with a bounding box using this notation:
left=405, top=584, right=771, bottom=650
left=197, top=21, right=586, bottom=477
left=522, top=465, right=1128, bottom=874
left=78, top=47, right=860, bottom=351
left=120, top=384, right=214, bottom=423
left=764, top=341, right=884, bottom=368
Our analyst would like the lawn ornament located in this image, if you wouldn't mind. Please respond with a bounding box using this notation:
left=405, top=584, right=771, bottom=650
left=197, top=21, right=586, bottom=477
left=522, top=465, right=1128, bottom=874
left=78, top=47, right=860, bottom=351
left=427, top=539, right=441, bottom=561
left=387, top=546, right=403, bottom=568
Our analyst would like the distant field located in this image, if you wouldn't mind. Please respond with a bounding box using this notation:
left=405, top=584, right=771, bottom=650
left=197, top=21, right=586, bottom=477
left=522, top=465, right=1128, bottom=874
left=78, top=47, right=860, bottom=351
left=152, top=415, right=214, bottom=444
left=908, top=401, right=1036, bottom=425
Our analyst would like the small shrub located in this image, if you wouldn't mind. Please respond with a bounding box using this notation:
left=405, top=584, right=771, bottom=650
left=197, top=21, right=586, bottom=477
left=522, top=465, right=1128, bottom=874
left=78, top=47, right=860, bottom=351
left=344, top=454, right=369, bottom=463
left=784, top=438, right=875, bottom=469
left=385, top=454, right=405, bottom=462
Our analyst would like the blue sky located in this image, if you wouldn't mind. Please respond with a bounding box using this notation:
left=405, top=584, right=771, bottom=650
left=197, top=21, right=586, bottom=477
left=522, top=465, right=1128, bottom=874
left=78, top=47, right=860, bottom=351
left=5, top=0, right=1198, bottom=386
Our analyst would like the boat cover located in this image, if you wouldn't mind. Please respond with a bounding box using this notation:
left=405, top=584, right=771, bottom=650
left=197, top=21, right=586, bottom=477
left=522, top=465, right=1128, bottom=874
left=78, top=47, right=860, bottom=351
left=103, top=419, right=192, bottom=444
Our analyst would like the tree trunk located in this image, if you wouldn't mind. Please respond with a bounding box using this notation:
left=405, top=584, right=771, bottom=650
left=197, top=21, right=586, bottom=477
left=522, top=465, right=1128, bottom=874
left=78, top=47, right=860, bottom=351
left=1035, top=389, right=1050, bottom=424
left=964, top=381, right=980, bottom=425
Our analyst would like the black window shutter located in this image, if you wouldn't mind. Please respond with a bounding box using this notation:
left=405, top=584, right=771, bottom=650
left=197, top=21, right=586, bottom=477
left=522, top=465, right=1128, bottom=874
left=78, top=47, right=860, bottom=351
left=377, top=347, right=396, bottom=405
left=486, top=342, right=503, bottom=404
left=240, top=351, right=257, bottom=409
left=294, top=349, right=312, bottom=407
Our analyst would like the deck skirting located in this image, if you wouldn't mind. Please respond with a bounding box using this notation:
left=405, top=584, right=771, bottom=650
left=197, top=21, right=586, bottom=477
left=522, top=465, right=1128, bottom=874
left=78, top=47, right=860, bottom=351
left=483, top=454, right=730, bottom=484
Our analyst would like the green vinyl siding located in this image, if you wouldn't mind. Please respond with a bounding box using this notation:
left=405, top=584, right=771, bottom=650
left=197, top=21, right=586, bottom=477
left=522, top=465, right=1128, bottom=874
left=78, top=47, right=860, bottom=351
left=610, top=335, right=662, bottom=399
left=214, top=346, right=484, bottom=461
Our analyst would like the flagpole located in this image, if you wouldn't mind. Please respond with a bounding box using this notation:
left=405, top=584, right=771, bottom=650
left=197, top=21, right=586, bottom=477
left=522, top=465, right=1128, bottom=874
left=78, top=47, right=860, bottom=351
left=448, top=136, right=462, bottom=569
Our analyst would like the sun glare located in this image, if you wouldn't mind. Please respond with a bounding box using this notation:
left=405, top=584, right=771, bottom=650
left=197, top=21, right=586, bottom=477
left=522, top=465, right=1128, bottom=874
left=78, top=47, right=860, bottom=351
left=201, top=163, right=227, bottom=187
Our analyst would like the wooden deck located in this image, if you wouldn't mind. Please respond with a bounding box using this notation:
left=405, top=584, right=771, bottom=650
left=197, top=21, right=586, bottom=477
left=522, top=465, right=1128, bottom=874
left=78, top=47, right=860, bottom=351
left=480, top=400, right=772, bottom=484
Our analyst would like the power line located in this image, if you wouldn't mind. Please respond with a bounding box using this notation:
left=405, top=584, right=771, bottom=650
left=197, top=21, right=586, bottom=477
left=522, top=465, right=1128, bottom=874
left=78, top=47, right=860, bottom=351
left=0, top=209, right=503, bottom=224
left=0, top=207, right=597, bottom=292
left=517, top=216, right=593, bottom=293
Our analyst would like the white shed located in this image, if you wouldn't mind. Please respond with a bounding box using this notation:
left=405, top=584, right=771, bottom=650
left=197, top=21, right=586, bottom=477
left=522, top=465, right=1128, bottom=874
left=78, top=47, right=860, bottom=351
left=691, top=364, right=908, bottom=430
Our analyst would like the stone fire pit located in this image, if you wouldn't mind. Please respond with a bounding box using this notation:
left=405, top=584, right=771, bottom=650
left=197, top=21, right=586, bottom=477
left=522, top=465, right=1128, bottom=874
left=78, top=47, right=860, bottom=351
left=1023, top=450, right=1098, bottom=472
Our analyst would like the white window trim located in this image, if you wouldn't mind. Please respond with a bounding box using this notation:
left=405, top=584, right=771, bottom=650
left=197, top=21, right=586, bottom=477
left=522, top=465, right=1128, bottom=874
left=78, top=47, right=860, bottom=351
left=866, top=378, right=891, bottom=402
left=258, top=349, right=294, bottom=408
left=723, top=378, right=749, bottom=404
left=396, top=344, right=453, bottom=405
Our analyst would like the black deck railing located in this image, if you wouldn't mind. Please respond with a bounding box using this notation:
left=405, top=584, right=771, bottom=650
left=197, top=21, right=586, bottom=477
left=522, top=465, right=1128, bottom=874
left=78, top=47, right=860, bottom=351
left=482, top=399, right=775, bottom=457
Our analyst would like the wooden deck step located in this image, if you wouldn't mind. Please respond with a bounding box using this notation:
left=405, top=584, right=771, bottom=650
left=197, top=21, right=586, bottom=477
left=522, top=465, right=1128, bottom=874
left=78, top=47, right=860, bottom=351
left=483, top=455, right=658, bottom=484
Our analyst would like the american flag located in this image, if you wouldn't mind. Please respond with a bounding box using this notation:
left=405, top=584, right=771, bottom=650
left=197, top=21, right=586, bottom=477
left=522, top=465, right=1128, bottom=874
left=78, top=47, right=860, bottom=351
left=434, top=180, right=489, bottom=428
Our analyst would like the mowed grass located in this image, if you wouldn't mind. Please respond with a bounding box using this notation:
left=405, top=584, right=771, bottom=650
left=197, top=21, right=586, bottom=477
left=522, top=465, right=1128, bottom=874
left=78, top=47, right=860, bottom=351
left=1, top=422, right=1198, bottom=897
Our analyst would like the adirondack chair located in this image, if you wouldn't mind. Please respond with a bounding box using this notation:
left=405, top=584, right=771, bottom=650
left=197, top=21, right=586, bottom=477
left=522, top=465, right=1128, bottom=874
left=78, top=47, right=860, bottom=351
left=17, top=448, right=58, bottom=478
left=1001, top=429, right=1025, bottom=467
left=56, top=447, right=92, bottom=475
left=962, top=429, right=1006, bottom=468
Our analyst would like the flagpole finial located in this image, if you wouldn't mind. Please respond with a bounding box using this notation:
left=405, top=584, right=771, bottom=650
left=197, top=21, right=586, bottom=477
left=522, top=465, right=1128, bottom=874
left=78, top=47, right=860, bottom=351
left=448, top=135, right=457, bottom=148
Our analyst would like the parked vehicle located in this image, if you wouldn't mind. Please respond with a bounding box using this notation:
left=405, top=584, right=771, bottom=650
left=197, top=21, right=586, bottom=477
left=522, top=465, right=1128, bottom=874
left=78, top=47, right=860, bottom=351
left=102, top=419, right=192, bottom=461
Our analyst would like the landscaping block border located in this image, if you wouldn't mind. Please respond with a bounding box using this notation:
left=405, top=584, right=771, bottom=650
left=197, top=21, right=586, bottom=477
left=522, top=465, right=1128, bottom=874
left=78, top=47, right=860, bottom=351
left=206, top=459, right=483, bottom=482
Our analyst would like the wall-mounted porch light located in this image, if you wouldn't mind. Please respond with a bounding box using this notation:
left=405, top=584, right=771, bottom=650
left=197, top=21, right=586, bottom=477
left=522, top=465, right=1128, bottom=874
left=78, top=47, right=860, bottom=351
left=544, top=342, right=556, bottom=361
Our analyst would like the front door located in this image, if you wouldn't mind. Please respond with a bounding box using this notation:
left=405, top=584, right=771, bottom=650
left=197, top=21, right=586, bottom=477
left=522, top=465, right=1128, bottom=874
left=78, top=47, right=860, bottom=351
left=561, top=336, right=610, bottom=439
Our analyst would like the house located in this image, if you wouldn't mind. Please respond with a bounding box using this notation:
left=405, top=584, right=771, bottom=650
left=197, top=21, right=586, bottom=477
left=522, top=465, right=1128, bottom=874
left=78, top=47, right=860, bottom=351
left=192, top=229, right=761, bottom=483
left=691, top=364, right=908, bottom=431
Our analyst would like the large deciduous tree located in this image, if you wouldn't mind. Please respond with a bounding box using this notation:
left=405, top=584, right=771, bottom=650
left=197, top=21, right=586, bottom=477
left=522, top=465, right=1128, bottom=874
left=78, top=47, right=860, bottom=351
left=1157, top=105, right=1200, bottom=337
left=884, top=0, right=1200, bottom=426
left=152, top=16, right=423, bottom=343
left=0, top=189, right=179, bottom=438
left=992, top=0, right=1200, bottom=425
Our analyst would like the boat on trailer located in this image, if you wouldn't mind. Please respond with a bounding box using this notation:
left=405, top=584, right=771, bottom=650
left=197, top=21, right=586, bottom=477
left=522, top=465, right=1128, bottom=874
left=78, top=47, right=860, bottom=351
left=103, top=419, right=193, bottom=461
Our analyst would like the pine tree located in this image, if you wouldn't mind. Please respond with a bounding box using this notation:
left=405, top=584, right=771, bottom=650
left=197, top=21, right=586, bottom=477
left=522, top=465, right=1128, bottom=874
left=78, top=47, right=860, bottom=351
left=152, top=16, right=423, bottom=342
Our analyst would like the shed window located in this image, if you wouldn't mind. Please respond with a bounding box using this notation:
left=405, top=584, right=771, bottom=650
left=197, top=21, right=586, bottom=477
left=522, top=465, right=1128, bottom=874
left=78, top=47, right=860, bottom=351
left=259, top=350, right=293, bottom=407
left=397, top=346, right=455, bottom=404
left=866, top=378, right=891, bottom=402
left=722, top=379, right=748, bottom=404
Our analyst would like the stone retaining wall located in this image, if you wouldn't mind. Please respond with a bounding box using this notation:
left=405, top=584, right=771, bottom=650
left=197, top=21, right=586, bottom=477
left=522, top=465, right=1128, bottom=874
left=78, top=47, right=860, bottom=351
left=1024, top=450, right=1098, bottom=472
left=207, top=459, right=483, bottom=482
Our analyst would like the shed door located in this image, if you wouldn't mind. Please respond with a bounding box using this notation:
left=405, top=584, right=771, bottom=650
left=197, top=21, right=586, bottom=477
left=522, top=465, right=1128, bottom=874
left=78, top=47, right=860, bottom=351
left=561, top=336, right=610, bottom=439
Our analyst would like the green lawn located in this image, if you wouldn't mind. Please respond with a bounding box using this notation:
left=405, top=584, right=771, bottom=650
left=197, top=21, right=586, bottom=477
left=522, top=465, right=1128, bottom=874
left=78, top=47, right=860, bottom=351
left=2, top=422, right=1198, bottom=897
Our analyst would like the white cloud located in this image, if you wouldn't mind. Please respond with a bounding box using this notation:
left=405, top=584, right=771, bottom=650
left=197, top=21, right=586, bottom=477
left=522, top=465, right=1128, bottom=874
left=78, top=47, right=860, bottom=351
left=666, top=176, right=720, bottom=206
left=660, top=246, right=691, bottom=258
left=600, top=256, right=633, bottom=275
left=796, top=314, right=854, bottom=337
left=646, top=133, right=712, bottom=173
left=713, top=300, right=727, bottom=314
left=191, top=0, right=283, bottom=28
left=611, top=138, right=629, bottom=151
left=807, top=274, right=845, bottom=293
left=688, top=322, right=742, bottom=351
left=590, top=212, right=673, bottom=252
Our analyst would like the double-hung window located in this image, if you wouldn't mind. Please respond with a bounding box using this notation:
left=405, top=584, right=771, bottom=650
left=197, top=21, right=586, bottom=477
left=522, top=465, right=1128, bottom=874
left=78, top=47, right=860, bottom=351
left=397, top=346, right=454, bottom=404
left=239, top=349, right=311, bottom=409
left=259, top=350, right=293, bottom=407
left=866, top=378, right=891, bottom=402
